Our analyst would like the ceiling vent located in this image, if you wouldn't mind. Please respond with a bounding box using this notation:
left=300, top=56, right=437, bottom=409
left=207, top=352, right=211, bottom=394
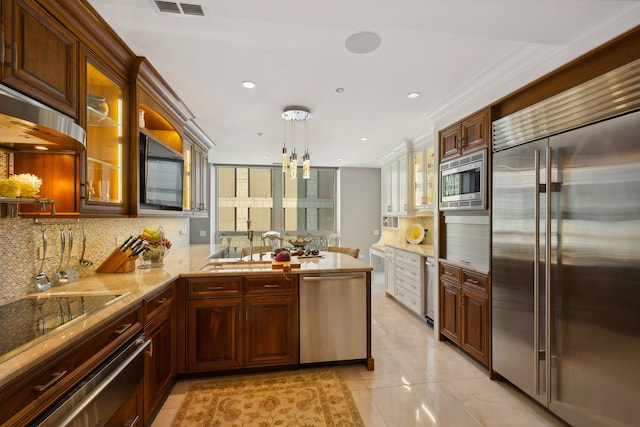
left=153, top=1, right=206, bottom=16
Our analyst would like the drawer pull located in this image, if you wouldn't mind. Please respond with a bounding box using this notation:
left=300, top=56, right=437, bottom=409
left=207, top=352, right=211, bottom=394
left=444, top=271, right=455, bottom=277
left=263, top=284, right=279, bottom=288
left=34, top=370, right=67, bottom=392
left=114, top=323, right=133, bottom=335
left=467, top=278, right=479, bottom=284
left=156, top=297, right=167, bottom=304
left=207, top=286, right=224, bottom=290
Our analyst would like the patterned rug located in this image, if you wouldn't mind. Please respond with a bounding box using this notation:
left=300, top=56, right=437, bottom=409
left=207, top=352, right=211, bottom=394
left=171, top=368, right=365, bottom=426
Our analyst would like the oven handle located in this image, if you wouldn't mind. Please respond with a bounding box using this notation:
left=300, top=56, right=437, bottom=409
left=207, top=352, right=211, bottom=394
left=56, top=337, right=149, bottom=425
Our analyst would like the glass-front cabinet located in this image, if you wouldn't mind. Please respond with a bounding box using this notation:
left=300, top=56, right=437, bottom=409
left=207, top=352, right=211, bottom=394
left=81, top=53, right=127, bottom=214
left=412, top=142, right=435, bottom=211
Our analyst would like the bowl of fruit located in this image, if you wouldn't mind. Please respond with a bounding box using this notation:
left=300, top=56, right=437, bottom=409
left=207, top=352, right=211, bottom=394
left=139, top=226, right=172, bottom=268
left=287, top=237, right=313, bottom=248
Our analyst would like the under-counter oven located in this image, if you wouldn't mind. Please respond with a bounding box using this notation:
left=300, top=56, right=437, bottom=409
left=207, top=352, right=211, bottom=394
left=34, top=333, right=149, bottom=427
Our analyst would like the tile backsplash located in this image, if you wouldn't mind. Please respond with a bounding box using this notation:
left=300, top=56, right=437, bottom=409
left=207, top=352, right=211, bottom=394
left=0, top=217, right=189, bottom=302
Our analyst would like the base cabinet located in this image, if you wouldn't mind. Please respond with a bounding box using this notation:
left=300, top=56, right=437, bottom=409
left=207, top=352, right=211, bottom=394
left=143, top=283, right=176, bottom=423
left=183, top=275, right=298, bottom=374
left=186, top=297, right=243, bottom=372
left=244, top=295, right=298, bottom=367
left=439, top=261, right=490, bottom=367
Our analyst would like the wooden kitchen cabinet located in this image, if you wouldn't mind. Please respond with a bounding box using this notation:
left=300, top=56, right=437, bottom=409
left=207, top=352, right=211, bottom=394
left=244, top=275, right=298, bottom=368
left=182, top=274, right=299, bottom=374
left=183, top=136, right=209, bottom=215
left=244, top=295, right=298, bottom=368
left=80, top=49, right=129, bottom=214
left=185, top=276, right=243, bottom=372
left=439, top=109, right=490, bottom=161
left=1, top=0, right=78, bottom=117
left=438, top=261, right=490, bottom=367
left=143, top=283, right=176, bottom=423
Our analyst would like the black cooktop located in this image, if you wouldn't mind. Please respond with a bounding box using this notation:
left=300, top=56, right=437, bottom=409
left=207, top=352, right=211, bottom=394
left=0, top=294, right=123, bottom=361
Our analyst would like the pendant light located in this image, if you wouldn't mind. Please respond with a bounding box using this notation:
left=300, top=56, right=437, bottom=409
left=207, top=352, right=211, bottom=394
left=281, top=106, right=311, bottom=179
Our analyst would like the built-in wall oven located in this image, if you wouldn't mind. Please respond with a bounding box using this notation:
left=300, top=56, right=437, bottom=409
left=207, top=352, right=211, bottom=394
left=34, top=333, right=149, bottom=427
left=439, top=149, right=486, bottom=210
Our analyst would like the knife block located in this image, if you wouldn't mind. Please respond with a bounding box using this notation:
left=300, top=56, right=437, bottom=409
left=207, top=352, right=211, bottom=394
left=96, top=248, right=138, bottom=273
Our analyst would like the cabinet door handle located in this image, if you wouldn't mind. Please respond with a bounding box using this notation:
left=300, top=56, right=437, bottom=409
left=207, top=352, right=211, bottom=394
left=145, top=338, right=154, bottom=358
left=125, top=416, right=140, bottom=427
left=466, top=278, right=479, bottom=284
left=207, top=286, right=224, bottom=290
left=263, top=284, right=279, bottom=288
left=114, top=323, right=133, bottom=335
left=444, top=271, right=455, bottom=277
left=34, top=370, right=67, bottom=392
left=156, top=297, right=167, bottom=304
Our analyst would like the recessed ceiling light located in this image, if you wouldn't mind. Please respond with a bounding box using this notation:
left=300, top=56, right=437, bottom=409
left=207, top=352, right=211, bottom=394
left=407, top=92, right=421, bottom=98
left=241, top=81, right=256, bottom=89
left=360, top=137, right=368, bottom=141
left=256, top=132, right=264, bottom=137
left=335, top=87, right=345, bottom=93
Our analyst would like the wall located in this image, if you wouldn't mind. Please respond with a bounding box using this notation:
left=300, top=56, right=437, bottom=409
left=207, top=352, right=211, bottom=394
left=338, top=167, right=381, bottom=263
left=0, top=217, right=189, bottom=302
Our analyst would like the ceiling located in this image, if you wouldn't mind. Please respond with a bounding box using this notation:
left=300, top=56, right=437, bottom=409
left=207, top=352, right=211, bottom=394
left=87, top=0, right=640, bottom=168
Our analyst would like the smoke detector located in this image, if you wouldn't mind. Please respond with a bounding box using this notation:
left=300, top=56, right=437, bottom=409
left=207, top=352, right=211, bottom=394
left=152, top=1, right=206, bottom=16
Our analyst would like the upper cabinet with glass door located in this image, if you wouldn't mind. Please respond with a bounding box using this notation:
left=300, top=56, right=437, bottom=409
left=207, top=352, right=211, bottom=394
left=412, top=141, right=435, bottom=212
left=81, top=53, right=128, bottom=214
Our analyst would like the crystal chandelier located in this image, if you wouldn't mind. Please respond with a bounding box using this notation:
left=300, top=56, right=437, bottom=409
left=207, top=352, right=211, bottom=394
left=281, top=106, right=311, bottom=179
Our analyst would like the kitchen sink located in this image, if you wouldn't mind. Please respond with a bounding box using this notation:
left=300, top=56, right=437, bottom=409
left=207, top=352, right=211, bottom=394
left=0, top=293, right=128, bottom=362
left=200, top=260, right=273, bottom=272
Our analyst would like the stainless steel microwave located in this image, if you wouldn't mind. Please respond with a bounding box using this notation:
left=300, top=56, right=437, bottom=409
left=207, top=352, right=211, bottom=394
left=439, top=149, right=486, bottom=210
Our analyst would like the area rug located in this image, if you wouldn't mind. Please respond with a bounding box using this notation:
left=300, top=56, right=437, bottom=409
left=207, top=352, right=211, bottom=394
left=171, top=368, right=365, bottom=427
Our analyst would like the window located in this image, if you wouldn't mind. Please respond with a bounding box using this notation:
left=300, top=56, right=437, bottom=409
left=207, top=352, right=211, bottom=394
left=215, top=165, right=336, bottom=252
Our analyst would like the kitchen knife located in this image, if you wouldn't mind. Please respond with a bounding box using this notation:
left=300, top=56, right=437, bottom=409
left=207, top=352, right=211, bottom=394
left=119, top=235, right=134, bottom=250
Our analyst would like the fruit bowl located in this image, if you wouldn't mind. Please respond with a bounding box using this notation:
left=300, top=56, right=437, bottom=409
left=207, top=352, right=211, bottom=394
left=287, top=237, right=312, bottom=248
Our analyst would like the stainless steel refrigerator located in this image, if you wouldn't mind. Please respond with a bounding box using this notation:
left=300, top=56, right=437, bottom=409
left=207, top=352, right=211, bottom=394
left=491, top=107, right=640, bottom=426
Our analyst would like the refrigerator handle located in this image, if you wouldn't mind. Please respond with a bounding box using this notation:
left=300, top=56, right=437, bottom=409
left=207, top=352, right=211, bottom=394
left=534, top=148, right=541, bottom=396
left=545, top=145, right=552, bottom=406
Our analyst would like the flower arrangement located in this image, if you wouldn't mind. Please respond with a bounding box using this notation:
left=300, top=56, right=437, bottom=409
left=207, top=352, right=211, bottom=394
left=139, top=227, right=172, bottom=267
left=0, top=173, right=42, bottom=198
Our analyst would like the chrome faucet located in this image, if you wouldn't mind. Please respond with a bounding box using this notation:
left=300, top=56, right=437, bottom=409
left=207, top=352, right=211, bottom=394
left=247, top=220, right=254, bottom=263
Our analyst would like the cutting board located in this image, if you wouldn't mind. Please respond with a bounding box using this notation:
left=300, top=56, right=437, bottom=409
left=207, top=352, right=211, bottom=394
left=272, top=256, right=301, bottom=269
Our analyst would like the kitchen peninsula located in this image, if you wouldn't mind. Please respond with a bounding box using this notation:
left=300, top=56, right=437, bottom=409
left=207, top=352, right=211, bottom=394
left=0, top=246, right=373, bottom=426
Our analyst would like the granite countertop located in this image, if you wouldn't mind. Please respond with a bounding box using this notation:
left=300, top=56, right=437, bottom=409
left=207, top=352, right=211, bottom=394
left=0, top=245, right=372, bottom=388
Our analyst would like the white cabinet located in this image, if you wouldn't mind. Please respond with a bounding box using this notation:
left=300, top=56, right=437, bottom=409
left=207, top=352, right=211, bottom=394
left=380, top=142, right=409, bottom=228
left=394, top=249, right=425, bottom=316
left=384, top=246, right=396, bottom=296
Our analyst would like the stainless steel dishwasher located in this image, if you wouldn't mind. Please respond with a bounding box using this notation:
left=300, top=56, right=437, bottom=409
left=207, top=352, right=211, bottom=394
left=299, top=272, right=367, bottom=364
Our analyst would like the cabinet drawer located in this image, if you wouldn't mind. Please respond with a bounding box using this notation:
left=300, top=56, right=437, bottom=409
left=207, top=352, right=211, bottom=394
left=245, top=275, right=298, bottom=296
left=396, top=277, right=421, bottom=296
left=186, top=277, right=242, bottom=299
left=396, top=286, right=424, bottom=315
left=144, top=283, right=175, bottom=321
left=440, top=263, right=461, bottom=283
left=395, top=249, right=421, bottom=264
left=462, top=270, right=488, bottom=294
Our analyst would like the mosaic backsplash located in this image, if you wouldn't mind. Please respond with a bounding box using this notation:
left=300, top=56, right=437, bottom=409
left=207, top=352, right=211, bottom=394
left=0, top=217, right=189, bottom=302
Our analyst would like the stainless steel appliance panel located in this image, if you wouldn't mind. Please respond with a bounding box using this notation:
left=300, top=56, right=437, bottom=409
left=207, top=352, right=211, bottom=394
left=546, top=111, right=640, bottom=426
left=300, top=273, right=367, bottom=363
left=492, top=110, right=640, bottom=426
left=492, top=139, right=548, bottom=405
left=425, top=257, right=435, bottom=322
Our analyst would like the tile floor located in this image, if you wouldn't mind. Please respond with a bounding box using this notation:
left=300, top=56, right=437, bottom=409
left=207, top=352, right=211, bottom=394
left=151, top=272, right=567, bottom=426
